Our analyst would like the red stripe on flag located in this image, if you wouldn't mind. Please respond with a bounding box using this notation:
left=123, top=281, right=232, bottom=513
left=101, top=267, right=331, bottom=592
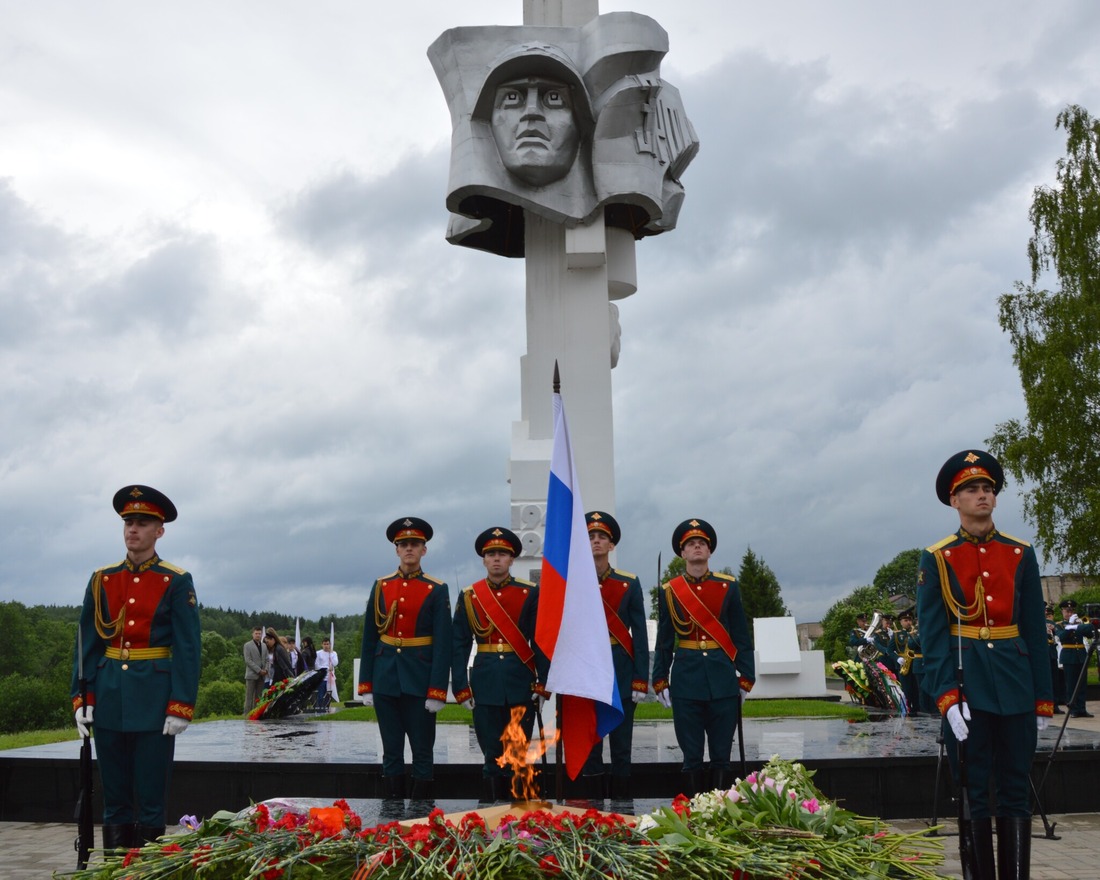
left=562, top=694, right=598, bottom=780
left=535, top=563, right=566, bottom=660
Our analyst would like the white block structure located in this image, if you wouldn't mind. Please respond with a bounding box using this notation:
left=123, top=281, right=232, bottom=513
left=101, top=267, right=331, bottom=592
left=749, top=617, right=829, bottom=699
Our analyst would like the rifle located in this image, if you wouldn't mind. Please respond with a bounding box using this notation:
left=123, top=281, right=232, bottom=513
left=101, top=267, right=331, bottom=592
left=74, top=625, right=94, bottom=870
left=955, top=608, right=973, bottom=879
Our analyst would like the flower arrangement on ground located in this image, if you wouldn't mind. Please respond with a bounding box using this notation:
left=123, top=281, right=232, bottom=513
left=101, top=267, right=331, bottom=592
left=248, top=670, right=325, bottom=720
left=64, top=757, right=940, bottom=879
left=831, top=658, right=908, bottom=713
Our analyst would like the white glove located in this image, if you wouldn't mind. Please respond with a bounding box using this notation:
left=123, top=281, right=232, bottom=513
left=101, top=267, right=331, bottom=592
left=946, top=703, right=971, bottom=741
left=425, top=699, right=445, bottom=714
left=631, top=690, right=646, bottom=704
left=656, top=689, right=672, bottom=709
left=1037, top=716, right=1050, bottom=732
left=1069, top=614, right=1080, bottom=624
left=531, top=693, right=547, bottom=711
left=163, top=716, right=189, bottom=736
left=75, top=706, right=94, bottom=738
left=740, top=687, right=750, bottom=704
left=865, top=636, right=876, bottom=645
left=362, top=694, right=374, bottom=707
left=461, top=698, right=475, bottom=710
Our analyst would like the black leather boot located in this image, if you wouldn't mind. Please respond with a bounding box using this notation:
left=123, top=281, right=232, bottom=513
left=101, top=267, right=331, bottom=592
left=382, top=774, right=406, bottom=800
left=609, top=774, right=632, bottom=801
left=711, top=767, right=735, bottom=792
left=971, top=817, right=996, bottom=880
left=136, top=825, right=165, bottom=846
left=493, top=775, right=515, bottom=804
left=680, top=769, right=704, bottom=798
left=409, top=777, right=434, bottom=802
left=581, top=773, right=605, bottom=802
left=996, top=816, right=1031, bottom=880
left=101, top=823, right=131, bottom=854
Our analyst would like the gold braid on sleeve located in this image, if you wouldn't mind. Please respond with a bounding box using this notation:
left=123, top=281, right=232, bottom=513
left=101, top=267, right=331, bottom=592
left=92, top=571, right=124, bottom=641
left=934, top=550, right=986, bottom=622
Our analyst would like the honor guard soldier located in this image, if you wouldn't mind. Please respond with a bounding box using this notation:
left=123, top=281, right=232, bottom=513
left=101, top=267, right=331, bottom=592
left=358, top=517, right=452, bottom=801
left=652, top=519, right=755, bottom=797
left=71, top=485, right=201, bottom=851
left=1056, top=599, right=1094, bottom=717
left=916, top=450, right=1053, bottom=880
left=451, top=527, right=549, bottom=803
left=579, top=511, right=650, bottom=799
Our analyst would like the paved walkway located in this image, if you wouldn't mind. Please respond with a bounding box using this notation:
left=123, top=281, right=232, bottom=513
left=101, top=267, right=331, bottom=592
left=6, top=812, right=1099, bottom=879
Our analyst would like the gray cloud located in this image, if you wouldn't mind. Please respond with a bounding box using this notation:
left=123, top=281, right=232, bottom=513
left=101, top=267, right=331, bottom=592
left=2, top=1, right=1098, bottom=626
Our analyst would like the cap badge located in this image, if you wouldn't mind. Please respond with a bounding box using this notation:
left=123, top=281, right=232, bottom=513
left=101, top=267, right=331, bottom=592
left=964, top=452, right=980, bottom=464
left=129, top=487, right=144, bottom=498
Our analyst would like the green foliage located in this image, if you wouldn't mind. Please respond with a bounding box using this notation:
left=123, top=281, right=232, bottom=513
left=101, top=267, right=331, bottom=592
left=990, top=104, right=1100, bottom=576
left=0, top=673, right=72, bottom=734
left=195, top=680, right=246, bottom=719
left=872, top=549, right=922, bottom=606
left=818, top=584, right=893, bottom=664
left=738, top=546, right=789, bottom=625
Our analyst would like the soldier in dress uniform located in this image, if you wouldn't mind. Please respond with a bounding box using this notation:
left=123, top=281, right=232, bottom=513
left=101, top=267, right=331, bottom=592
left=71, top=485, right=201, bottom=851
left=579, top=511, right=650, bottom=799
left=916, top=450, right=1053, bottom=880
left=652, top=519, right=755, bottom=797
left=1044, top=605, right=1065, bottom=713
left=847, top=611, right=870, bottom=658
left=893, top=611, right=921, bottom=713
left=872, top=612, right=900, bottom=673
left=1055, top=599, right=1094, bottom=718
left=358, top=517, right=452, bottom=800
left=451, top=527, right=550, bottom=803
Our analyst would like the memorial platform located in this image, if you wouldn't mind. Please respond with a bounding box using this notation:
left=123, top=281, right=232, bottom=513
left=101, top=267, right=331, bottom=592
left=3, top=707, right=1098, bottom=825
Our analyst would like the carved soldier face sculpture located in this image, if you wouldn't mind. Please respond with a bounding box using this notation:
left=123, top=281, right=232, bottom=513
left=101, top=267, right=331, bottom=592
left=490, top=76, right=580, bottom=187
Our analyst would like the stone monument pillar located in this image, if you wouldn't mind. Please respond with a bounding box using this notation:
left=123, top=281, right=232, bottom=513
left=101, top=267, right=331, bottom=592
left=429, top=3, right=697, bottom=579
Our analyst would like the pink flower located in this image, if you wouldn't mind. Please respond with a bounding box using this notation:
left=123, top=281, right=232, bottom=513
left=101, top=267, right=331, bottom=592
left=801, top=798, right=820, bottom=814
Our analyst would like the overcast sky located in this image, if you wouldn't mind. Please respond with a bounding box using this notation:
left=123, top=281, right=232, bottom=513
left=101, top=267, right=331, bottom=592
left=3, top=1, right=1098, bottom=628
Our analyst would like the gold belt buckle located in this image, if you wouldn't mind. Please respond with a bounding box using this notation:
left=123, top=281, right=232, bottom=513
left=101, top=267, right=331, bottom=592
left=394, top=637, right=403, bottom=647
left=700, top=638, right=708, bottom=649
left=496, top=643, right=504, bottom=653
left=978, top=626, right=991, bottom=640
left=120, top=648, right=130, bottom=660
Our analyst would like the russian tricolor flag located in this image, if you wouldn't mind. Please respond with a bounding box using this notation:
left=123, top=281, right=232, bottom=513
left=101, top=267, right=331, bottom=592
left=536, top=390, right=623, bottom=780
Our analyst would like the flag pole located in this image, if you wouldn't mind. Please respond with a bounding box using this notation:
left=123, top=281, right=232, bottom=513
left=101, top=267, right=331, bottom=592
left=552, top=360, right=564, bottom=804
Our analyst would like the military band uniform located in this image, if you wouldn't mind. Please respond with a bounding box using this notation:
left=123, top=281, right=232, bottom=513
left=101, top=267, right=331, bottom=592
left=652, top=519, right=755, bottom=795
left=916, top=451, right=1053, bottom=879
left=1056, top=600, right=1094, bottom=717
left=451, top=528, right=549, bottom=795
left=358, top=518, right=452, bottom=797
left=889, top=625, right=920, bottom=713
left=846, top=619, right=868, bottom=658
left=71, top=486, right=201, bottom=849
left=906, top=628, right=937, bottom=715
